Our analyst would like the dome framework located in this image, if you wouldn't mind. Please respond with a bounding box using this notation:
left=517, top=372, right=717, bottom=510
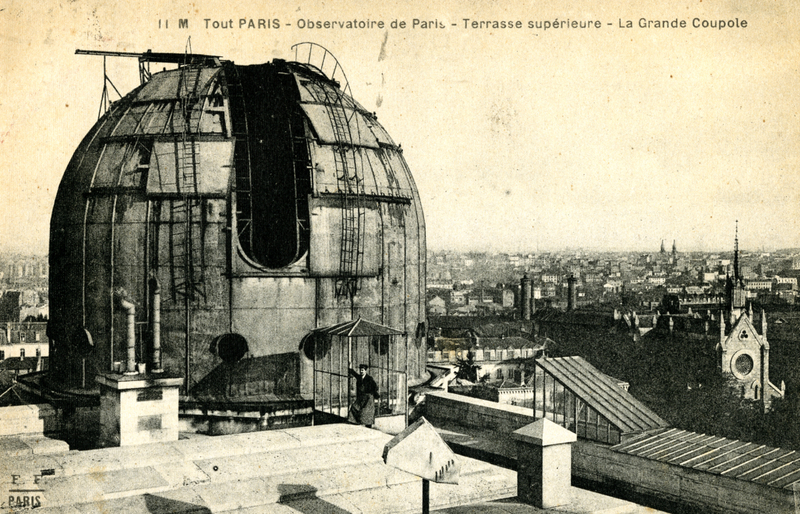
left=49, top=46, right=427, bottom=408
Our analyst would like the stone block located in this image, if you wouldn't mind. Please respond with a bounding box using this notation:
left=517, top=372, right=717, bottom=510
left=316, top=480, right=420, bottom=513
left=0, top=454, right=62, bottom=485
left=26, top=506, right=82, bottom=514
left=0, top=404, right=58, bottom=436
left=235, top=504, right=298, bottom=514
left=225, top=430, right=300, bottom=454
left=72, top=488, right=209, bottom=514
left=152, top=461, right=209, bottom=489
left=37, top=475, right=106, bottom=508
left=192, top=476, right=269, bottom=511
left=98, top=467, right=170, bottom=499
left=0, top=437, right=33, bottom=457
left=283, top=423, right=384, bottom=447
left=56, top=448, right=124, bottom=477
left=20, top=435, right=70, bottom=455
left=170, top=436, right=246, bottom=461
left=108, top=443, right=184, bottom=469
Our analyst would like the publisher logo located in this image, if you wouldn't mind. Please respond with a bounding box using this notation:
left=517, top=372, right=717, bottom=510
left=2, top=472, right=49, bottom=511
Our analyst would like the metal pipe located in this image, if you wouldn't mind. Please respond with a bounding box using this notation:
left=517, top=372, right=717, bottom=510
left=149, top=276, right=163, bottom=373
left=118, top=296, right=137, bottom=375
left=422, top=479, right=430, bottom=514
left=185, top=271, right=191, bottom=392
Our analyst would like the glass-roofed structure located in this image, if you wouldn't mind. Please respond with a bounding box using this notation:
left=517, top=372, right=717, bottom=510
left=530, top=356, right=668, bottom=445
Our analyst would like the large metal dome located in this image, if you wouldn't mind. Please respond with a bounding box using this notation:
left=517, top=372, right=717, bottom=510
left=48, top=48, right=426, bottom=404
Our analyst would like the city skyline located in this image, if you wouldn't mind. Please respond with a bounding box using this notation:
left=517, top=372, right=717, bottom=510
left=1, top=0, right=798, bottom=255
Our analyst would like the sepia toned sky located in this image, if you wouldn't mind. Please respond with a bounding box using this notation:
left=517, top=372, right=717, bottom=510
left=0, top=0, right=798, bottom=254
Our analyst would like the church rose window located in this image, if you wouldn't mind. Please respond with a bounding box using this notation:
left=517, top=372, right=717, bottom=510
left=735, top=353, right=754, bottom=375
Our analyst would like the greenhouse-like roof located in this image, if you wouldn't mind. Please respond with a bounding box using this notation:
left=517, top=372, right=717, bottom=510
left=537, top=356, right=668, bottom=435
left=613, top=427, right=800, bottom=491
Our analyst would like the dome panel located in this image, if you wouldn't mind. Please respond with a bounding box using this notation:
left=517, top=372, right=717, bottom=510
left=369, top=149, right=404, bottom=195
left=137, top=72, right=177, bottom=101
left=91, top=143, right=132, bottom=188
left=112, top=103, right=151, bottom=135
left=147, top=140, right=233, bottom=195
left=295, top=73, right=359, bottom=111
left=299, top=104, right=379, bottom=148
left=141, top=101, right=175, bottom=135
left=90, top=141, right=149, bottom=189
left=385, top=150, right=415, bottom=195
left=137, top=67, right=221, bottom=102
left=365, top=118, right=396, bottom=147
left=308, top=201, right=380, bottom=276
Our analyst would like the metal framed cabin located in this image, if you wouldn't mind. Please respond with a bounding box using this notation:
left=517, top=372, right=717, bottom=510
left=303, top=318, right=408, bottom=426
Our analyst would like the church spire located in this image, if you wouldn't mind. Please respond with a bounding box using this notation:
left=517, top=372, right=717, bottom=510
left=734, top=220, right=740, bottom=282
left=727, top=220, right=746, bottom=316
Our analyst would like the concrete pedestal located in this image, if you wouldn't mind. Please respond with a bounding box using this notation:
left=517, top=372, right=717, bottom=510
left=512, top=418, right=577, bottom=509
left=96, top=373, right=183, bottom=447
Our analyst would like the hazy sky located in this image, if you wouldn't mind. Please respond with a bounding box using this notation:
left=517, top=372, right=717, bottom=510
left=1, top=0, right=798, bottom=254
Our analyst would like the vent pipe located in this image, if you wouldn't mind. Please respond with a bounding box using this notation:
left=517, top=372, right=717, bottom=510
left=117, top=295, right=137, bottom=375
left=150, top=276, right=163, bottom=373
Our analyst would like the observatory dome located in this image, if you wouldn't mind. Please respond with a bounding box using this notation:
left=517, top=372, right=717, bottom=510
left=48, top=48, right=426, bottom=407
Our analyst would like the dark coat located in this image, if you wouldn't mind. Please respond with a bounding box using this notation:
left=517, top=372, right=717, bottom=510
left=348, top=369, right=379, bottom=426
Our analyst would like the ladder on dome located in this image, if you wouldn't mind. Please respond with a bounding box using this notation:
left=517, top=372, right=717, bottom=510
left=171, top=44, right=206, bottom=303
left=291, top=43, right=365, bottom=300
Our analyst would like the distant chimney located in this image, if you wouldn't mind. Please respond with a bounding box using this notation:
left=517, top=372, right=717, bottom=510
left=761, top=341, right=770, bottom=410
left=521, top=274, right=532, bottom=320
left=567, top=275, right=577, bottom=312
